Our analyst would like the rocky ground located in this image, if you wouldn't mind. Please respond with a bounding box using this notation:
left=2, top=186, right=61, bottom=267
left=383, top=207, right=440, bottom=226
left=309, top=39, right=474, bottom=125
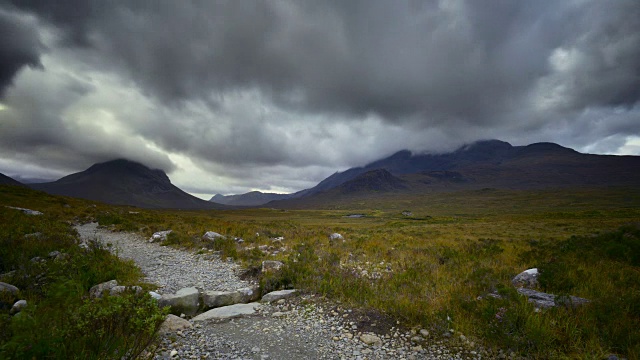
left=75, top=223, right=491, bottom=360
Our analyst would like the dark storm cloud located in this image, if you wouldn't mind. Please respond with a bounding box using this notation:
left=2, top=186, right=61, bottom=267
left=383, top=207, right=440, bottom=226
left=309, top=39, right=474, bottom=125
left=5, top=0, right=97, bottom=45
left=549, top=1, right=640, bottom=110
left=10, top=0, right=640, bottom=122
left=0, top=6, right=43, bottom=97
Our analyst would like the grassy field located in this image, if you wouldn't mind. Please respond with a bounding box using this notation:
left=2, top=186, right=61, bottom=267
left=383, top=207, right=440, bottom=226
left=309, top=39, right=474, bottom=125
left=1, top=184, right=639, bottom=359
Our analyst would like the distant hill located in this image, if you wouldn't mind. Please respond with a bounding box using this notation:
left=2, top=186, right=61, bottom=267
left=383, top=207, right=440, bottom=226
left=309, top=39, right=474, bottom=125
left=30, top=159, right=224, bottom=209
left=268, top=140, right=640, bottom=208
left=210, top=191, right=291, bottom=206
left=0, top=173, right=24, bottom=187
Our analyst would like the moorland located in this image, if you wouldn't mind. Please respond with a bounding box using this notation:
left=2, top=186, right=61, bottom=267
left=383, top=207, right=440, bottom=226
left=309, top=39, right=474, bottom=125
left=1, top=183, right=639, bottom=359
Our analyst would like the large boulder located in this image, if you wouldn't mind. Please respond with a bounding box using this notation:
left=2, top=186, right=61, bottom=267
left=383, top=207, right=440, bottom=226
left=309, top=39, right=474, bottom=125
left=158, top=314, right=193, bottom=335
left=261, top=260, right=284, bottom=273
left=261, top=289, right=297, bottom=302
left=149, top=230, right=172, bottom=243
left=191, top=303, right=261, bottom=322
left=159, top=287, right=200, bottom=315
left=512, top=268, right=539, bottom=288
left=89, top=280, right=119, bottom=298
left=202, top=231, right=224, bottom=241
left=517, top=288, right=590, bottom=309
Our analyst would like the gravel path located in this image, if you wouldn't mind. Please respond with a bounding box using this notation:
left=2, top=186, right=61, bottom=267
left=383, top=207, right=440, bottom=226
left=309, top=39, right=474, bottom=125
left=75, top=223, right=488, bottom=360
left=75, top=223, right=250, bottom=294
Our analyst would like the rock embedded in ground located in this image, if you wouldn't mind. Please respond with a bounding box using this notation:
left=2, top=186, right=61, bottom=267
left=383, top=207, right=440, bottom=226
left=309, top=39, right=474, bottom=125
left=109, top=285, right=143, bottom=296
left=202, top=290, right=244, bottom=309
left=159, top=287, right=200, bottom=316
left=517, top=288, right=590, bottom=309
left=512, top=268, right=539, bottom=288
left=159, top=314, right=193, bottom=335
left=89, top=280, right=118, bottom=298
left=5, top=206, right=43, bottom=215
left=360, top=333, right=383, bottom=347
left=149, top=230, right=172, bottom=243
left=10, top=299, right=27, bottom=315
left=202, top=231, right=224, bottom=241
left=261, top=289, right=297, bottom=303
left=192, top=303, right=262, bottom=322
left=237, top=286, right=260, bottom=302
left=0, top=282, right=19, bottom=296
left=261, top=260, right=284, bottom=273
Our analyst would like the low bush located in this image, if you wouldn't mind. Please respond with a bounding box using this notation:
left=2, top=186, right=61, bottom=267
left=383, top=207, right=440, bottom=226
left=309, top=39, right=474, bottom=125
left=0, top=206, right=166, bottom=359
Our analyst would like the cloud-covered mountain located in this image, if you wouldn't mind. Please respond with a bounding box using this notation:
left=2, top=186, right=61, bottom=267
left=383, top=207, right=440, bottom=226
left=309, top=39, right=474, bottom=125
left=268, top=140, right=640, bottom=208
left=30, top=159, right=223, bottom=209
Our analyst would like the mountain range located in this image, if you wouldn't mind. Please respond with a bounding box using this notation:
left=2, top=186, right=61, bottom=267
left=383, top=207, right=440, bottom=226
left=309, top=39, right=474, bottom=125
left=2, top=140, right=639, bottom=209
left=214, top=140, right=640, bottom=207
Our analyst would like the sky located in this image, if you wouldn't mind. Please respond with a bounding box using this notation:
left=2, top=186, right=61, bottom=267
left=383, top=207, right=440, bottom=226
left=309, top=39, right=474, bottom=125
left=1, top=0, right=639, bottom=199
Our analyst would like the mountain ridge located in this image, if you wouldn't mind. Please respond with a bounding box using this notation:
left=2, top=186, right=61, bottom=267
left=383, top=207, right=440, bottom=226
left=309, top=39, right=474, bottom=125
left=0, top=172, right=24, bottom=187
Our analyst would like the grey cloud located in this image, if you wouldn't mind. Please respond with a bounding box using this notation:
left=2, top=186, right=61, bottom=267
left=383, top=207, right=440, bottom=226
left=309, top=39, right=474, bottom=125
left=0, top=6, right=43, bottom=97
left=0, top=52, right=176, bottom=176
left=11, top=1, right=640, bottom=123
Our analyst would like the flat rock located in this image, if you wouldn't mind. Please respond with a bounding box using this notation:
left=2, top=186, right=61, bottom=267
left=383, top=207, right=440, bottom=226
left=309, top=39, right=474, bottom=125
left=261, top=289, right=297, bottom=302
left=191, top=302, right=261, bottom=322
left=158, top=314, right=193, bottom=335
left=202, top=231, right=224, bottom=241
left=517, top=288, right=590, bottom=308
left=5, top=206, right=43, bottom=215
left=159, top=287, right=200, bottom=315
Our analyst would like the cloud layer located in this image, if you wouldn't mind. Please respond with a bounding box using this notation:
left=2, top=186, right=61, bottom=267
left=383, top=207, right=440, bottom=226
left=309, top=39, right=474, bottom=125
left=1, top=0, right=639, bottom=195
